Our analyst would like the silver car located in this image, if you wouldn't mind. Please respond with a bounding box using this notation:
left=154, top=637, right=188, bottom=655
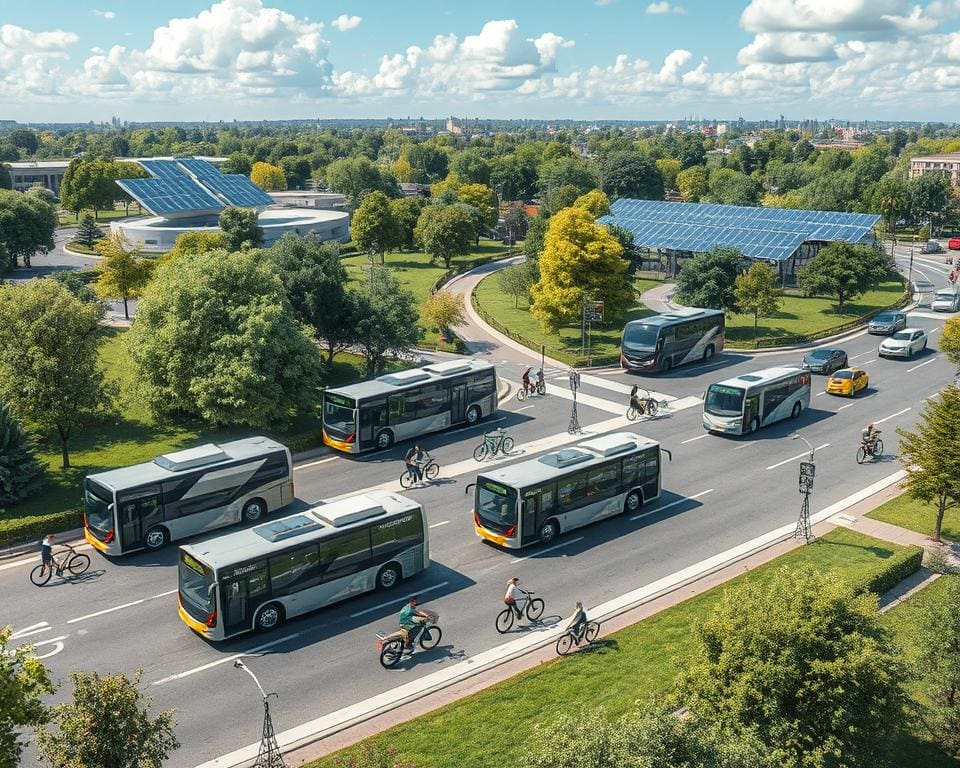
left=868, top=311, right=907, bottom=335
left=878, top=328, right=928, bottom=358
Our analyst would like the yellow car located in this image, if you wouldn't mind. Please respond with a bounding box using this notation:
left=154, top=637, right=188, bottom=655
left=825, top=367, right=869, bottom=397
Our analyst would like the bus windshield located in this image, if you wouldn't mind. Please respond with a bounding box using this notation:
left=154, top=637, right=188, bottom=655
left=476, top=480, right=517, bottom=533
left=705, top=384, right=745, bottom=417
left=323, top=394, right=356, bottom=439
left=84, top=479, right=113, bottom=533
left=179, top=552, right=214, bottom=618
left=622, top=323, right=659, bottom=350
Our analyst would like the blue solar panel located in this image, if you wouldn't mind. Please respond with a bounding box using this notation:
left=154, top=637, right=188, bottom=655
left=118, top=177, right=221, bottom=215
left=178, top=158, right=274, bottom=207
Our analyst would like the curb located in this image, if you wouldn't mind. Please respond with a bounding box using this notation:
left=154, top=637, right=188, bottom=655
left=61, top=242, right=104, bottom=260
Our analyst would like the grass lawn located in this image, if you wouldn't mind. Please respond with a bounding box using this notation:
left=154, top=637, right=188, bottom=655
left=311, top=528, right=942, bottom=768
left=724, top=279, right=906, bottom=345
left=867, top=493, right=960, bottom=542
left=473, top=273, right=657, bottom=366
left=0, top=328, right=381, bottom=535
left=881, top=574, right=960, bottom=766
left=340, top=241, right=516, bottom=349
left=57, top=206, right=146, bottom=227
left=65, top=240, right=98, bottom=255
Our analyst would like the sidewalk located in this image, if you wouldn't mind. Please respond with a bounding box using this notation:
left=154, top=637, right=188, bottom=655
left=278, top=479, right=933, bottom=768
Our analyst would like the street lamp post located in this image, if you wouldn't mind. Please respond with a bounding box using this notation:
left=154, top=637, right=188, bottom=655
left=791, top=433, right=816, bottom=543
left=567, top=368, right=582, bottom=434
left=234, top=660, right=286, bottom=768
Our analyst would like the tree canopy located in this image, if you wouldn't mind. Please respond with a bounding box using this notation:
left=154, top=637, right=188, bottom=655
left=0, top=189, right=56, bottom=269
left=599, top=151, right=665, bottom=200
left=93, top=233, right=154, bottom=319
left=218, top=207, right=264, bottom=251
left=352, top=190, right=399, bottom=261
left=674, top=247, right=743, bottom=313
left=355, top=267, right=420, bottom=376
left=414, top=204, right=475, bottom=268
left=0, top=626, right=54, bottom=768
left=734, top=262, right=782, bottom=339
left=250, top=161, right=286, bottom=191
left=796, top=242, right=887, bottom=311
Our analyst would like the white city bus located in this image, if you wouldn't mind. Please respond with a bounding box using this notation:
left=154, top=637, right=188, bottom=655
left=471, top=433, right=662, bottom=549
left=177, top=491, right=429, bottom=640
left=322, top=359, right=498, bottom=453
left=703, top=367, right=811, bottom=436
left=84, top=437, right=294, bottom=556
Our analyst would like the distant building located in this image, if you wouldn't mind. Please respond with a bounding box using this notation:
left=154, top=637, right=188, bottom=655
left=810, top=139, right=865, bottom=151
left=399, top=182, right=430, bottom=197
left=909, top=153, right=960, bottom=186
left=268, top=191, right=347, bottom=211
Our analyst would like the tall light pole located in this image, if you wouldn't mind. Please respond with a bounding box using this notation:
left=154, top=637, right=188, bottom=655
left=791, top=433, right=816, bottom=543
left=234, top=660, right=286, bottom=768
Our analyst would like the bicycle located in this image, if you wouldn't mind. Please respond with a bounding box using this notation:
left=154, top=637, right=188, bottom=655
left=377, top=612, right=442, bottom=668
left=495, top=590, right=545, bottom=633
left=856, top=430, right=884, bottom=464
left=516, top=374, right=547, bottom=402
left=400, top=458, right=440, bottom=488
left=30, top=543, right=91, bottom=586
left=626, top=390, right=665, bottom=420
left=473, top=427, right=514, bottom=461
left=556, top=620, right=601, bottom=655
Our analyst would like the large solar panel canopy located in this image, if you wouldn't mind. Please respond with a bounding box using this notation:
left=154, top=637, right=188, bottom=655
left=116, top=157, right=274, bottom=220
left=599, top=199, right=881, bottom=261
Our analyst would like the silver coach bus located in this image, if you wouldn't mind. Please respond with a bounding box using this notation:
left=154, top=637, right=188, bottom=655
left=703, top=366, right=811, bottom=435
left=84, top=437, right=294, bottom=556
left=177, top=491, right=429, bottom=640
left=322, top=359, right=498, bottom=453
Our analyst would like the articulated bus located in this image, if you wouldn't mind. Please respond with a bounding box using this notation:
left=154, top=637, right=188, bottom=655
left=84, top=437, right=294, bottom=556
left=620, top=308, right=725, bottom=373
left=322, top=359, right=498, bottom=453
left=703, top=367, right=811, bottom=436
left=471, top=433, right=662, bottom=549
left=177, top=491, right=428, bottom=640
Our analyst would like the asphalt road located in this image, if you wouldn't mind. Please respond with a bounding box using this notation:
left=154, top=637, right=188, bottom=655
left=3, top=249, right=958, bottom=767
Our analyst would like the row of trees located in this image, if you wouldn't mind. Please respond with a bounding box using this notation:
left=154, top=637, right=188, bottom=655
left=0, top=188, right=57, bottom=270
left=59, top=158, right=150, bottom=218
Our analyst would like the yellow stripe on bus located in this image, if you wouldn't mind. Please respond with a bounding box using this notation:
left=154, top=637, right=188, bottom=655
left=178, top=600, right=211, bottom=636
left=84, top=528, right=107, bottom=552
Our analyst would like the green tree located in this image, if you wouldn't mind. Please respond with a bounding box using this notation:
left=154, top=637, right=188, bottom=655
left=914, top=574, right=960, bottom=757
left=538, top=157, right=598, bottom=198
left=325, top=157, right=399, bottom=208
left=910, top=172, right=952, bottom=229
left=75, top=214, right=104, bottom=248
left=0, top=188, right=56, bottom=268
left=941, top=317, right=960, bottom=372
left=355, top=267, right=420, bottom=377
left=278, top=156, right=311, bottom=190
left=497, top=260, right=538, bottom=308
left=707, top=168, right=761, bottom=206
left=530, top=206, right=632, bottom=333
left=8, top=129, right=38, bottom=154
left=523, top=212, right=550, bottom=262
left=656, top=157, right=682, bottom=191
left=267, top=233, right=359, bottom=364
left=59, top=158, right=116, bottom=219
left=420, top=290, right=466, bottom=341
left=0, top=626, right=54, bottom=768
left=0, top=164, right=10, bottom=191
left=414, top=204, right=475, bottom=269
left=35, top=669, right=179, bottom=768
left=450, top=150, right=491, bottom=185
left=52, top=271, right=104, bottom=310
left=389, top=197, right=426, bottom=251
left=221, top=151, right=252, bottom=175
left=600, top=151, right=664, bottom=200
left=674, top=247, right=743, bottom=313
left=218, top=207, right=263, bottom=252
left=352, top=191, right=399, bottom=264
left=127, top=250, right=322, bottom=426
left=796, top=242, right=887, bottom=311
left=0, top=280, right=113, bottom=468
left=165, top=230, right=225, bottom=261
left=250, top=161, right=286, bottom=192
left=457, top=183, right=499, bottom=228
left=872, top=174, right=911, bottom=248
left=0, top=401, right=45, bottom=505
left=572, top=190, right=611, bottom=218
left=543, top=183, right=582, bottom=215
left=674, top=566, right=908, bottom=768
left=93, top=233, right=154, bottom=320
left=503, top=204, right=528, bottom=241
left=896, top=385, right=960, bottom=543
left=734, top=262, right=783, bottom=339
left=677, top=165, right=709, bottom=202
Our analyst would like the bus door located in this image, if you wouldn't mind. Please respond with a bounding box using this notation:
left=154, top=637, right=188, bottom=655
left=744, top=394, right=760, bottom=431
left=450, top=383, right=467, bottom=423
left=221, top=565, right=269, bottom=635
left=358, top=399, right=387, bottom=450
left=118, top=486, right=163, bottom=551
left=521, top=485, right=555, bottom=546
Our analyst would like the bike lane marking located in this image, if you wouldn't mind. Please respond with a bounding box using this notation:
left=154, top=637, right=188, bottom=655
left=296, top=456, right=339, bottom=470
left=66, top=588, right=178, bottom=624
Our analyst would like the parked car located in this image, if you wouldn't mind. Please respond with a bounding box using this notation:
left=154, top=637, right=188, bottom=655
left=801, top=347, right=848, bottom=374
left=949, top=238, right=960, bottom=250
left=825, top=367, right=869, bottom=397
left=931, top=288, right=960, bottom=312
left=867, top=310, right=907, bottom=335
left=922, top=240, right=944, bottom=254
left=878, top=328, right=928, bottom=358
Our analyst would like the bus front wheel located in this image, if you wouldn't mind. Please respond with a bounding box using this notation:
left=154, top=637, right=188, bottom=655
left=243, top=498, right=266, bottom=522
left=255, top=603, right=284, bottom=632
left=791, top=402, right=802, bottom=418
left=377, top=563, right=401, bottom=590
left=749, top=418, right=760, bottom=434
left=624, top=490, right=643, bottom=514
left=538, top=519, right=558, bottom=545
left=465, top=405, right=481, bottom=425
left=144, top=526, right=169, bottom=551
left=376, top=430, right=395, bottom=449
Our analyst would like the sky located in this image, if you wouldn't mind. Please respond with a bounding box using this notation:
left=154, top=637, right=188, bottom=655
left=3, top=0, right=960, bottom=123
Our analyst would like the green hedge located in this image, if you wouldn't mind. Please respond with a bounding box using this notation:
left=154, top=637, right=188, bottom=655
left=854, top=544, right=924, bottom=597
left=0, top=508, right=84, bottom=549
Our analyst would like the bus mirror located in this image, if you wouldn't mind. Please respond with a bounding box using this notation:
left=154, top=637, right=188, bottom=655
left=108, top=503, right=115, bottom=514
left=699, top=391, right=705, bottom=400
left=464, top=483, right=475, bottom=496
left=208, top=582, right=218, bottom=597
left=660, top=447, right=673, bottom=463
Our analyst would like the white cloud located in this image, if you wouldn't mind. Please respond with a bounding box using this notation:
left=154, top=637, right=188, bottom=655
left=92, top=9, right=116, bottom=20
left=0, top=24, right=78, bottom=98
left=646, top=2, right=671, bottom=13
left=331, top=14, right=361, bottom=32
left=740, top=0, right=909, bottom=33
left=738, top=31, right=839, bottom=63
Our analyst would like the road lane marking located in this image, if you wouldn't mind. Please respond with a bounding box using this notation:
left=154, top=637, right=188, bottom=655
left=350, top=581, right=450, bottom=618
left=631, top=489, right=714, bottom=521
left=680, top=434, right=709, bottom=444
left=837, top=402, right=856, bottom=410
left=66, top=589, right=178, bottom=624
left=907, top=357, right=938, bottom=373
left=295, top=456, right=338, bottom=470
left=859, top=359, right=876, bottom=365
left=11, top=622, right=52, bottom=640
left=875, top=407, right=912, bottom=424
left=931, top=327, right=941, bottom=334
left=510, top=537, right=584, bottom=564
left=31, top=635, right=68, bottom=660
left=766, top=444, right=829, bottom=470
left=733, top=441, right=757, bottom=451
left=428, top=520, right=450, bottom=529
left=514, top=405, right=535, bottom=413
left=152, top=631, right=306, bottom=686
left=447, top=416, right=506, bottom=435
left=815, top=391, right=827, bottom=397
left=849, top=351, right=872, bottom=360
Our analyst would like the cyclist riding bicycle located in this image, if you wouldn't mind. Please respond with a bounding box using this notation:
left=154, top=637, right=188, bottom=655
left=504, top=576, right=528, bottom=619
left=536, top=368, right=545, bottom=391
left=860, top=423, right=877, bottom=452
left=629, top=385, right=645, bottom=415
left=40, top=533, right=61, bottom=577
left=404, top=445, right=430, bottom=487
left=522, top=367, right=533, bottom=395
left=566, top=601, right=588, bottom=641
left=398, top=596, right=432, bottom=648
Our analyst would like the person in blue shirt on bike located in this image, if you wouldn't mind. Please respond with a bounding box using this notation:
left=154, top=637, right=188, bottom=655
left=398, top=596, right=432, bottom=648
left=566, top=601, right=587, bottom=641
left=404, top=445, right=429, bottom=487
left=40, top=533, right=62, bottom=578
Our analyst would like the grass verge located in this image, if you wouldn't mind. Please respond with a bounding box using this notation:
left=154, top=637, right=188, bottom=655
left=867, top=492, right=960, bottom=542
left=57, top=207, right=145, bottom=227
left=309, top=528, right=940, bottom=768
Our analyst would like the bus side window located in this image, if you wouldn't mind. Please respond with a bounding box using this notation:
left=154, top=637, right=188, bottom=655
left=539, top=485, right=556, bottom=513
left=319, top=529, right=372, bottom=582
left=558, top=473, right=587, bottom=509
left=269, top=546, right=321, bottom=595
left=587, top=465, right=619, bottom=497
left=372, top=513, right=424, bottom=561
left=467, top=372, right=495, bottom=401
left=389, top=395, right=410, bottom=423
left=622, top=455, right=642, bottom=486
left=254, top=452, right=290, bottom=484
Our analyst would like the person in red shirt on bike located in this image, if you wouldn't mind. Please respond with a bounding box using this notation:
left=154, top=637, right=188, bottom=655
left=521, top=367, right=532, bottom=395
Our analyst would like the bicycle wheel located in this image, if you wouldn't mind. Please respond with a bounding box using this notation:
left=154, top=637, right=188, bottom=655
left=626, top=407, right=638, bottom=421
left=400, top=470, right=415, bottom=489
left=526, top=598, right=545, bottom=622
left=873, top=439, right=884, bottom=458
left=67, top=553, right=90, bottom=576
left=495, top=608, right=515, bottom=634
left=425, top=462, right=440, bottom=480
left=379, top=640, right=404, bottom=668
left=556, top=634, right=575, bottom=656
left=536, top=380, right=546, bottom=395
left=584, top=622, right=601, bottom=643
left=646, top=400, right=658, bottom=417
left=419, top=626, right=442, bottom=649
left=856, top=447, right=866, bottom=465
left=30, top=564, right=51, bottom=586
left=516, top=388, right=527, bottom=402
left=502, top=436, right=514, bottom=453
left=473, top=443, right=488, bottom=462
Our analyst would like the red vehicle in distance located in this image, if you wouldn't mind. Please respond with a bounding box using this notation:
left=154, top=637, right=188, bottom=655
left=948, top=238, right=960, bottom=250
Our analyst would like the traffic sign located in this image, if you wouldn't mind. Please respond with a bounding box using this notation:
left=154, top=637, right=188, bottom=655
left=583, top=301, right=604, bottom=323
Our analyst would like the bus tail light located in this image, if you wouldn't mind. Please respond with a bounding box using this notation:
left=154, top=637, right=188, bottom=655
left=104, top=530, right=114, bottom=544
left=345, top=433, right=355, bottom=444
left=504, top=526, right=516, bottom=537
left=205, top=611, right=218, bottom=628
left=473, top=511, right=480, bottom=528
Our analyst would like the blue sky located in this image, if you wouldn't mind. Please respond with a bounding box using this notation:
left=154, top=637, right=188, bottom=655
left=3, top=0, right=960, bottom=122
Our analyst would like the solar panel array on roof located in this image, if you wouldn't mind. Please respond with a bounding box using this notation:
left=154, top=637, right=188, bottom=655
left=599, top=199, right=880, bottom=261
left=178, top=158, right=274, bottom=207
left=118, top=174, right=222, bottom=216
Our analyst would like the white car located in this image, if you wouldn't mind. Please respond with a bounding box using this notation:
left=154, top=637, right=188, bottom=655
left=878, top=328, right=928, bottom=358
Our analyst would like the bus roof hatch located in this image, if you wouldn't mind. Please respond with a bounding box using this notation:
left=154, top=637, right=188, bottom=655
left=253, top=515, right=324, bottom=542
left=423, top=360, right=473, bottom=376
left=315, top=504, right=386, bottom=528
left=376, top=370, right=432, bottom=386
left=154, top=444, right=229, bottom=472
left=578, top=434, right=640, bottom=457
left=538, top=448, right=593, bottom=468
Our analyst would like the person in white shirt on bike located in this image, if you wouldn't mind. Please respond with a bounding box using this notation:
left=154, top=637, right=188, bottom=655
left=504, top=576, right=528, bottom=619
